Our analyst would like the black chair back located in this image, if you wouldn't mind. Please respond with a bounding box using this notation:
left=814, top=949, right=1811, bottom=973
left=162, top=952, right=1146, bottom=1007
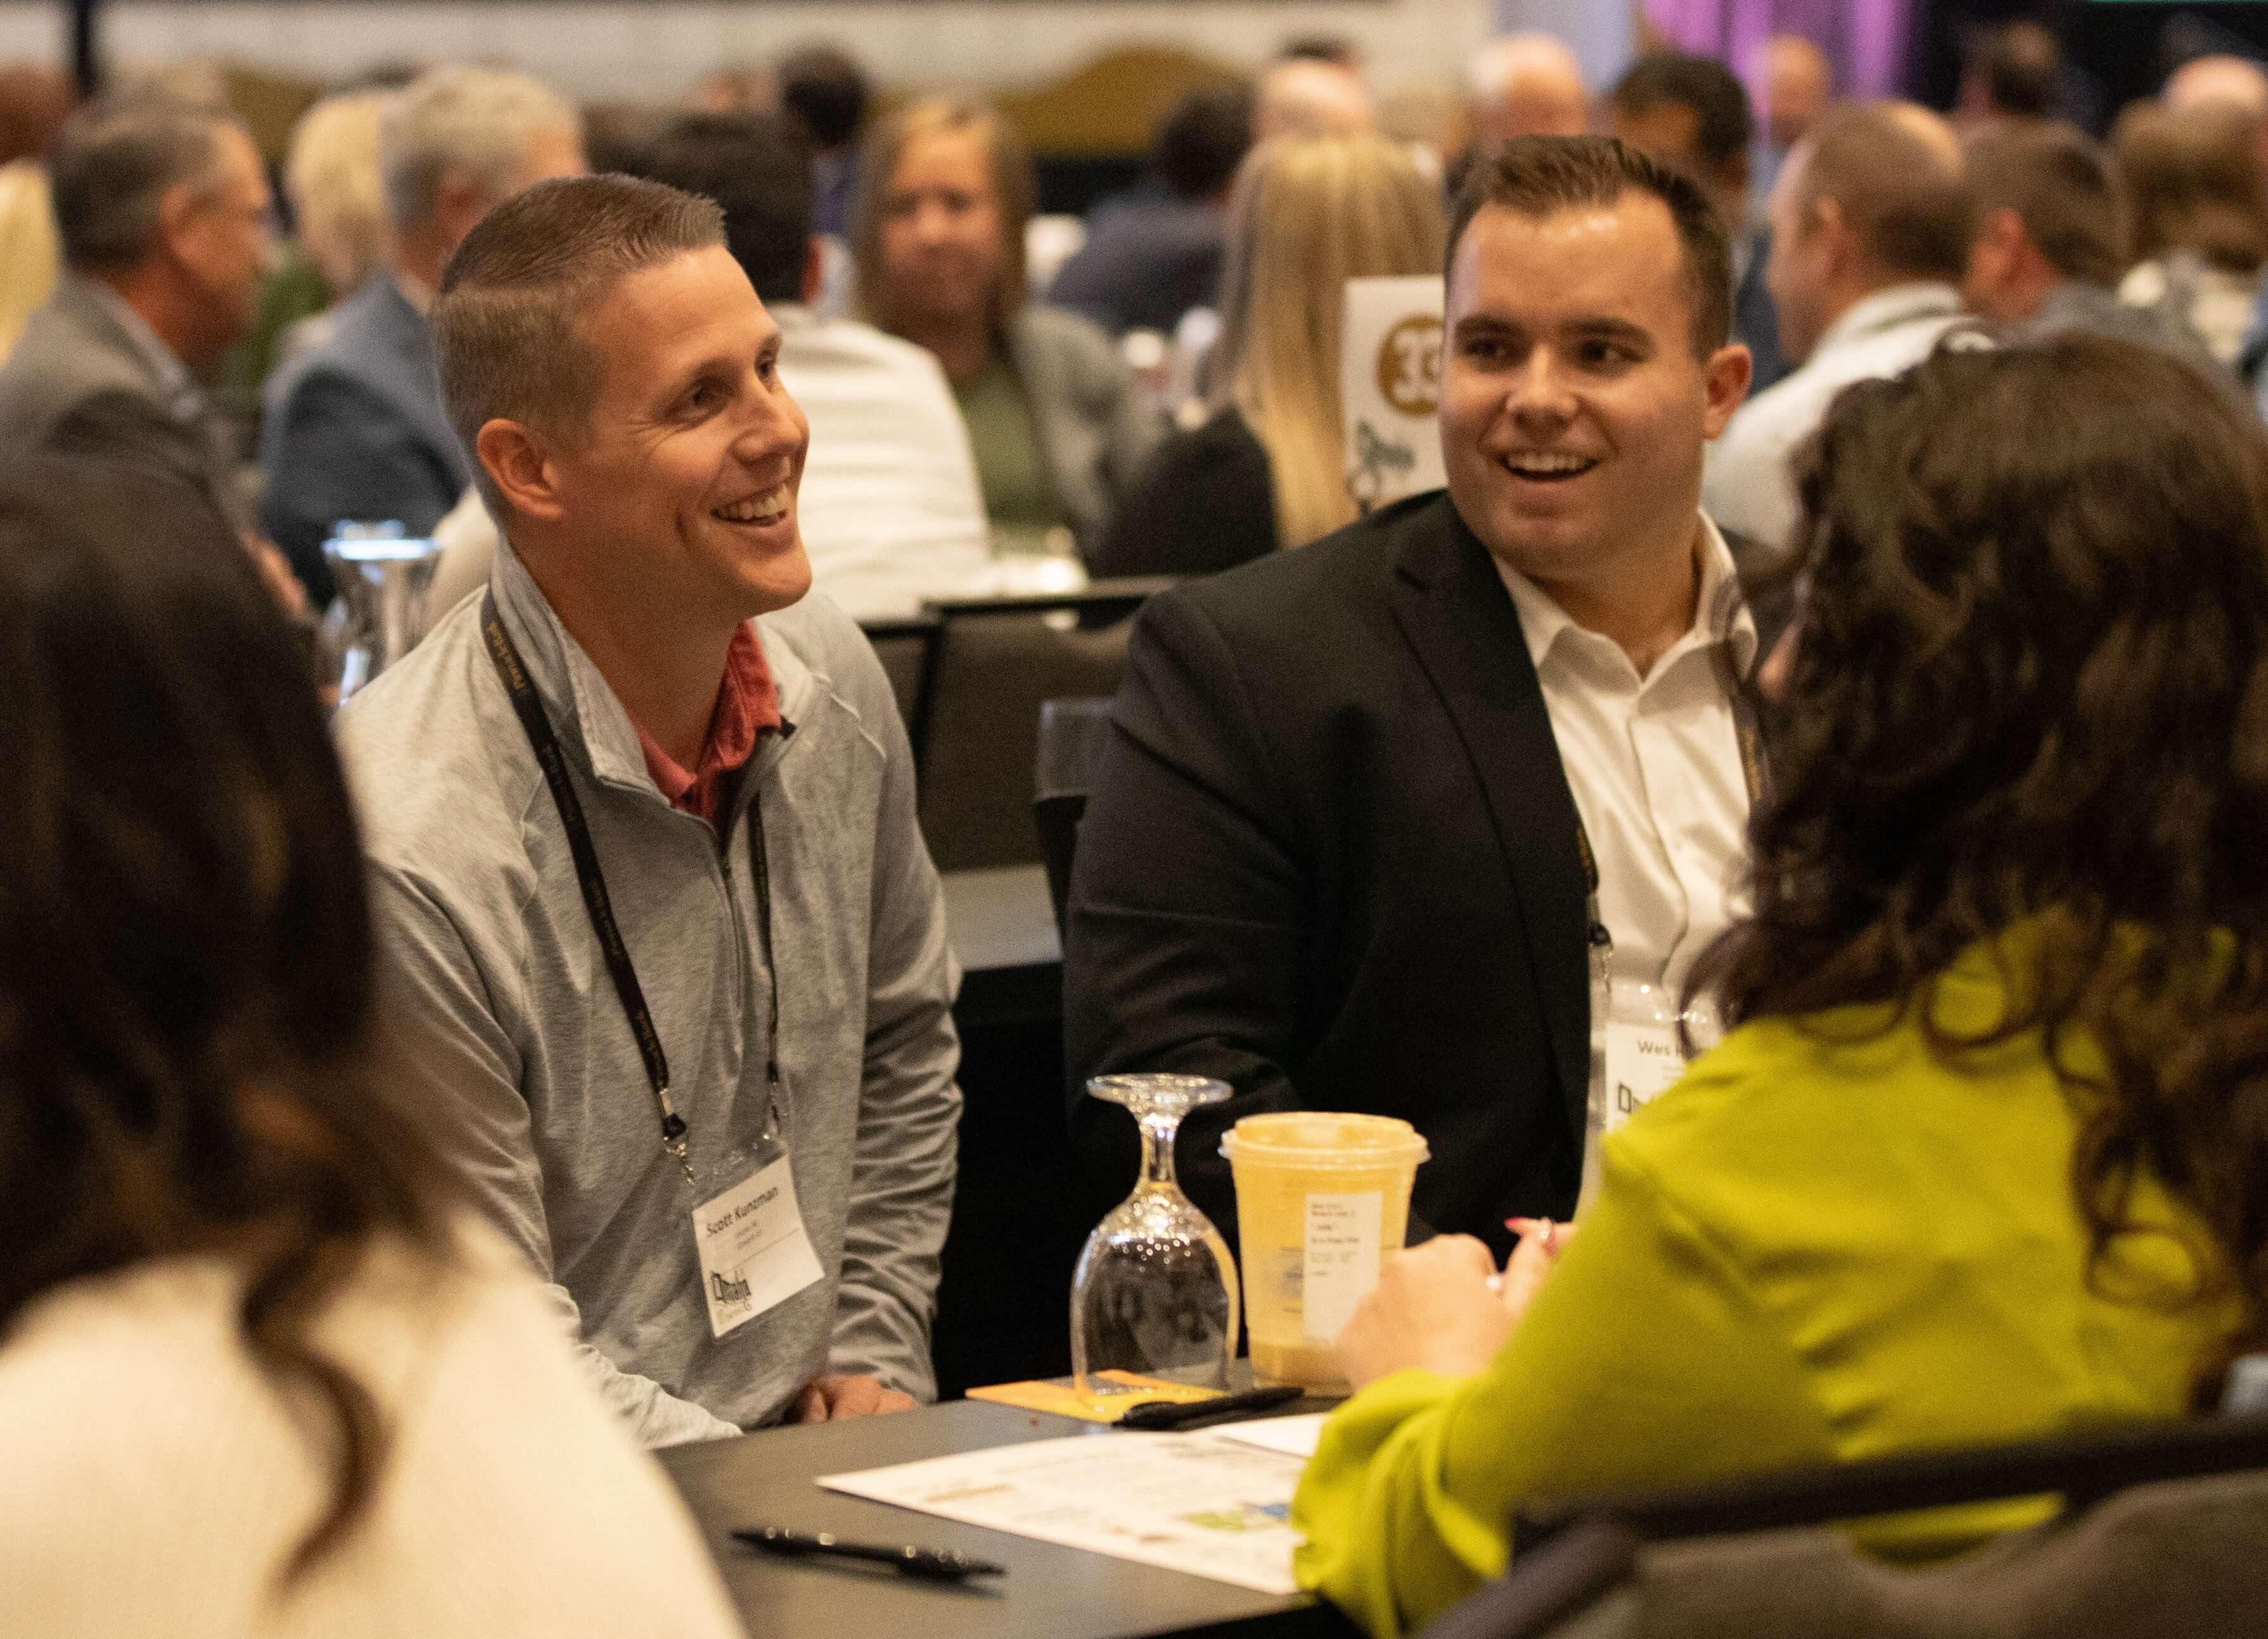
left=1033, top=696, right=1117, bottom=939
left=914, top=579, right=1169, bottom=873
left=857, top=615, right=942, bottom=739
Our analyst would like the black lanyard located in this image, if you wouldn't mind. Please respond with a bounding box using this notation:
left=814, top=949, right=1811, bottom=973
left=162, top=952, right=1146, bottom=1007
left=480, top=595, right=783, bottom=1185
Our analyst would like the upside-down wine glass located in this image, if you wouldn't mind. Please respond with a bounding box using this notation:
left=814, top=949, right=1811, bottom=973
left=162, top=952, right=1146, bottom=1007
left=1070, top=1074, right=1240, bottom=1394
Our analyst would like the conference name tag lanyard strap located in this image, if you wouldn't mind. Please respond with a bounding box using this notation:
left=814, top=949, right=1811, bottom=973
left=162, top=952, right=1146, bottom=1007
left=482, top=596, right=822, bottom=1340
left=1577, top=648, right=1767, bottom=1190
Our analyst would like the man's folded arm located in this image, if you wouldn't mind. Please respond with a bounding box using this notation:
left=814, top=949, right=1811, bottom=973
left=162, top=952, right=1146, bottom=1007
left=1063, top=588, right=1312, bottom=1229
left=368, top=864, right=741, bottom=1446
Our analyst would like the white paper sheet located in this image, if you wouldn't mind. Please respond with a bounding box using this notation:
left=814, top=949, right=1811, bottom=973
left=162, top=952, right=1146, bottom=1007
left=818, top=1431, right=1308, bottom=1594
left=1212, top=1412, right=1329, bottom=1461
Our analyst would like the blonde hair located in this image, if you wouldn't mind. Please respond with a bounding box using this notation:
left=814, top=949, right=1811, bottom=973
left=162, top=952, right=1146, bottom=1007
left=850, top=97, right=1034, bottom=338
left=1214, top=136, right=1446, bottom=548
left=0, top=160, right=56, bottom=363
left=285, top=91, right=390, bottom=297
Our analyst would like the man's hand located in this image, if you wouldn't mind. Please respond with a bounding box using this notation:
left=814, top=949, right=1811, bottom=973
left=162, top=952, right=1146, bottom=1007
left=243, top=532, right=310, bottom=620
left=793, top=1373, right=918, bottom=1423
left=1336, top=1236, right=1520, bottom=1391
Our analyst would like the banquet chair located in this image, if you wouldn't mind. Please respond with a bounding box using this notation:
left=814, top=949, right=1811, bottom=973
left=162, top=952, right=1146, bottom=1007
left=913, top=579, right=1169, bottom=873
left=857, top=614, right=941, bottom=738
left=1033, top=695, right=1115, bottom=939
left=1413, top=1410, right=2268, bottom=1639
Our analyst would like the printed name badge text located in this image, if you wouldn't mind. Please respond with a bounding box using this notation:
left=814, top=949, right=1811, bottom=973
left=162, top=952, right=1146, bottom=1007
left=694, top=1152, right=824, bottom=1340
left=1603, top=1020, right=1687, bottom=1134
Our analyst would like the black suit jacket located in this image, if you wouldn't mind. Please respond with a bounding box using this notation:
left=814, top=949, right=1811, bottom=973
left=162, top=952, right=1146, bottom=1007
left=1065, top=491, right=1592, bottom=1261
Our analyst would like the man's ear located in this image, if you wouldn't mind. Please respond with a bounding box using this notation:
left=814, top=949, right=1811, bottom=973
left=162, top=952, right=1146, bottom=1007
left=802, top=237, right=824, bottom=306
left=152, top=179, right=203, bottom=269
left=433, top=165, right=491, bottom=260
left=477, top=418, right=566, bottom=522
left=1701, top=340, right=1753, bottom=439
left=1814, top=196, right=1854, bottom=279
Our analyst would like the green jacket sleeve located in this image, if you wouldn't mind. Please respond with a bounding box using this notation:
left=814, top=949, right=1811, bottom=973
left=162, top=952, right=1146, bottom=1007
left=1291, top=1135, right=1838, bottom=1637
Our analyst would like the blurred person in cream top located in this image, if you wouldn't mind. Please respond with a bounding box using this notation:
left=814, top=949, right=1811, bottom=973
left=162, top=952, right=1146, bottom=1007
left=0, top=1222, right=746, bottom=1639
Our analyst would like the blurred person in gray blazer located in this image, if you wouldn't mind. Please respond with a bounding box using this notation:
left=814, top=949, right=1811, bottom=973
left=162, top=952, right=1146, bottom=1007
left=259, top=66, right=583, bottom=607
left=0, top=93, right=266, bottom=520
left=0, top=90, right=303, bottom=613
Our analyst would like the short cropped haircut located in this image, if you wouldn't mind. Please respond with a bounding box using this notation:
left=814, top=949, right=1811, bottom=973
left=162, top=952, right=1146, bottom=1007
left=1447, top=134, right=1733, bottom=355
left=1155, top=84, right=1255, bottom=201
left=638, top=110, right=813, bottom=306
left=379, top=65, right=580, bottom=234
left=432, top=175, right=724, bottom=508
left=1976, top=21, right=2062, bottom=120
left=777, top=45, right=870, bottom=151
left=1610, top=50, right=1753, bottom=170
left=1966, top=118, right=2124, bottom=288
left=47, top=93, right=238, bottom=271
left=1793, top=103, right=1972, bottom=285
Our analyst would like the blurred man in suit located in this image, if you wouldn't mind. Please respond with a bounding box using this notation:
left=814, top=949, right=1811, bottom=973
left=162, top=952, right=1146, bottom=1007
left=1611, top=51, right=1791, bottom=392
left=260, top=65, right=582, bottom=605
left=1963, top=118, right=2224, bottom=380
left=0, top=93, right=267, bottom=521
left=0, top=91, right=302, bottom=612
left=1704, top=102, right=1970, bottom=560
left=1066, top=138, right=1755, bottom=1259
left=1048, top=84, right=1253, bottom=338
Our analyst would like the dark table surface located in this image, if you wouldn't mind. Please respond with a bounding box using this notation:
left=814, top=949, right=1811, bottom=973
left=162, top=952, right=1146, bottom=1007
left=659, top=1396, right=1357, bottom=1639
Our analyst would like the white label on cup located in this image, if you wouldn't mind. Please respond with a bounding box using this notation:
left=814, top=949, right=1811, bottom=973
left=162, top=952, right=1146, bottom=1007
left=1302, top=1190, right=1383, bottom=1346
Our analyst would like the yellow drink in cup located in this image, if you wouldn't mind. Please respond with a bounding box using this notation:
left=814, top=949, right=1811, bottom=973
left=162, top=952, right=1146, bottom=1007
left=1219, top=1113, right=1430, bottom=1389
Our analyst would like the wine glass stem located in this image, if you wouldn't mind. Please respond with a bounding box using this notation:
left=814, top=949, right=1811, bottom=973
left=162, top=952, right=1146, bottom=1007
left=1137, top=1112, right=1182, bottom=1192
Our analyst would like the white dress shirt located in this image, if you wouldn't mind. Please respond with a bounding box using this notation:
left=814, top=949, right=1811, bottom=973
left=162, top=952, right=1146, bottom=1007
left=769, top=301, right=993, bottom=620
left=1702, top=281, right=1967, bottom=561
left=1494, top=514, right=1757, bottom=998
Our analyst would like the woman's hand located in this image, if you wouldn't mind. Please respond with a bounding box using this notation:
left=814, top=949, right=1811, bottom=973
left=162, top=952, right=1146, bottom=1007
left=1336, top=1237, right=1518, bottom=1391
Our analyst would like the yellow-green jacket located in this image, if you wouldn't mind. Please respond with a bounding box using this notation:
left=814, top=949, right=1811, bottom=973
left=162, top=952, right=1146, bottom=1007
left=1292, top=937, right=2234, bottom=1636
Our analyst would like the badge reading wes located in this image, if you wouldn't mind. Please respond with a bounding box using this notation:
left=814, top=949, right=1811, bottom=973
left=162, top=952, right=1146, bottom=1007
left=694, top=1154, right=824, bottom=1340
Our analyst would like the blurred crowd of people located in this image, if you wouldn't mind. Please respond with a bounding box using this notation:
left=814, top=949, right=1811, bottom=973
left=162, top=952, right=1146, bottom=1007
left=10, top=16, right=2268, bottom=1639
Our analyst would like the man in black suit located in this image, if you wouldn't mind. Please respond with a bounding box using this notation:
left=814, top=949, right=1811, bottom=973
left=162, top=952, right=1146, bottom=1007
left=1065, top=136, right=1757, bottom=1261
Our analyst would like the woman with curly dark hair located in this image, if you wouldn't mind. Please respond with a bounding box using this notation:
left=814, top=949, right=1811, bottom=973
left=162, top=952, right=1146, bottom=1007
left=0, top=458, right=741, bottom=1636
left=1291, top=335, right=2268, bottom=1636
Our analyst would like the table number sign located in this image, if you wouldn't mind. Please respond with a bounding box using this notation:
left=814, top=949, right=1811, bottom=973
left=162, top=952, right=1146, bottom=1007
left=1342, top=276, right=1446, bottom=513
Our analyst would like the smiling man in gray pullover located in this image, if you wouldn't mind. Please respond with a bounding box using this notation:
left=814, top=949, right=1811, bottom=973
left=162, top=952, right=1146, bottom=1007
left=337, top=175, right=961, bottom=1446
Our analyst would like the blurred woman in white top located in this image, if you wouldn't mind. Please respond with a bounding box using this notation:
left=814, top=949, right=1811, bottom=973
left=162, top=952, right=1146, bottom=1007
left=0, top=456, right=744, bottom=1639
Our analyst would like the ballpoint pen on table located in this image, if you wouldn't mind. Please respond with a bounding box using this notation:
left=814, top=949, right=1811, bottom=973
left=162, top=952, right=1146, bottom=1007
left=732, top=1525, right=1007, bottom=1581
left=1116, top=1383, right=1305, bottom=1430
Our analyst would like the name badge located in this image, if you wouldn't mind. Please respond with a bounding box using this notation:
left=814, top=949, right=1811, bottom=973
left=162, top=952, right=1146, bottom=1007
left=1603, top=1019, right=1687, bottom=1134
left=693, top=1152, right=824, bottom=1340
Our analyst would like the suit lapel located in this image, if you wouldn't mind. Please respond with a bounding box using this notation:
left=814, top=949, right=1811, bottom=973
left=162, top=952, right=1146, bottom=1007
left=1387, top=497, right=1591, bottom=1141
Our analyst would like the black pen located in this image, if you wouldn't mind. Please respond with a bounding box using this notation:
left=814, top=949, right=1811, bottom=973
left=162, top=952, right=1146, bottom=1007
left=1117, top=1383, right=1305, bottom=1430
left=733, top=1526, right=1007, bottom=1581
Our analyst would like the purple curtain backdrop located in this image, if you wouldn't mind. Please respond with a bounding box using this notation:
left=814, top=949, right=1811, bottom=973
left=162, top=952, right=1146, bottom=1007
left=1646, top=0, right=1914, bottom=102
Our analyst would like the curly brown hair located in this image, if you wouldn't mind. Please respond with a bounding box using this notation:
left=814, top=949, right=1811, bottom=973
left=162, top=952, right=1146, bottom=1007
left=1695, top=335, right=2268, bottom=1400
left=0, top=458, right=446, bottom=1577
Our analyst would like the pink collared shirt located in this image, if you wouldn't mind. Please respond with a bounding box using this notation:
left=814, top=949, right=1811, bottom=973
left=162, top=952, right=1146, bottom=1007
left=631, top=622, right=781, bottom=830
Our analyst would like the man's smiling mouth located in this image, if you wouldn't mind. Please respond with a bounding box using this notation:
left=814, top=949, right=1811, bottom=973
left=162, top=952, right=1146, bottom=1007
left=1500, top=452, right=1599, bottom=482
left=712, top=485, right=791, bottom=525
